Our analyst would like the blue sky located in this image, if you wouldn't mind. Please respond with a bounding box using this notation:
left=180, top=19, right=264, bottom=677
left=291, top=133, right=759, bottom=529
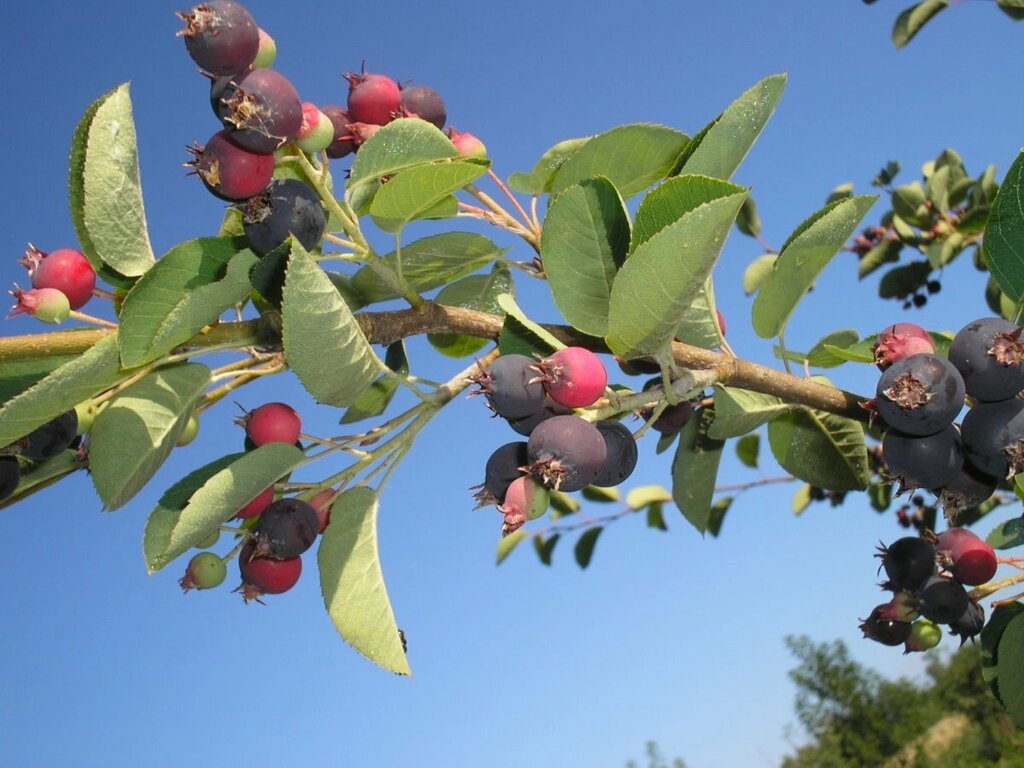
left=2, top=2, right=1023, bottom=767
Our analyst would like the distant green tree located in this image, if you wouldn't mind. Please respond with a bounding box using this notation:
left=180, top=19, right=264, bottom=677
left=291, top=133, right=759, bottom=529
left=625, top=740, right=686, bottom=768
left=782, top=636, right=1024, bottom=768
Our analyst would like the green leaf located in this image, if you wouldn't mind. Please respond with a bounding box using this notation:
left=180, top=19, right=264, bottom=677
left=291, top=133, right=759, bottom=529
left=574, top=527, right=602, bottom=568
left=143, top=443, right=304, bottom=573
left=626, top=485, right=673, bottom=510
left=792, top=484, right=813, bottom=515
left=89, top=363, right=211, bottom=510
left=351, top=232, right=508, bottom=304
left=496, top=527, right=528, bottom=564
left=508, top=137, right=590, bottom=194
left=705, top=497, right=731, bottom=537
left=582, top=485, right=619, bottom=503
left=646, top=502, right=668, bottom=531
left=606, top=177, right=747, bottom=358
left=496, top=293, right=562, bottom=351
left=751, top=195, right=876, bottom=339
left=533, top=533, right=560, bottom=566
left=708, top=385, right=790, bottom=439
left=672, top=74, right=787, bottom=181
left=428, top=265, right=512, bottom=357
left=671, top=408, right=726, bottom=534
left=548, top=489, right=581, bottom=517
left=804, top=329, right=861, bottom=368
left=868, top=481, right=892, bottom=512
left=735, top=434, right=760, bottom=468
left=878, top=261, right=933, bottom=299
left=282, top=240, right=378, bottom=407
left=68, top=83, right=154, bottom=276
left=673, top=277, right=725, bottom=351
left=318, top=487, right=410, bottom=675
left=736, top=196, right=762, bottom=238
left=767, top=409, right=869, bottom=491
left=873, top=161, right=901, bottom=187
left=340, top=342, right=408, bottom=425
left=825, top=182, right=854, bottom=205
left=982, top=603, right=1024, bottom=686
left=540, top=177, right=630, bottom=337
left=989, top=516, right=1024, bottom=550
left=630, top=174, right=742, bottom=253
left=370, top=160, right=488, bottom=233
left=858, top=239, right=903, bottom=279
left=118, top=238, right=256, bottom=367
left=892, top=0, right=949, bottom=49
left=0, top=354, right=78, bottom=403
left=550, top=124, right=689, bottom=199
left=0, top=334, right=122, bottom=448
left=0, top=450, right=85, bottom=510
left=742, top=254, right=777, bottom=295
left=998, top=0, right=1024, bottom=19
left=997, top=613, right=1024, bottom=726
left=985, top=149, right=1024, bottom=304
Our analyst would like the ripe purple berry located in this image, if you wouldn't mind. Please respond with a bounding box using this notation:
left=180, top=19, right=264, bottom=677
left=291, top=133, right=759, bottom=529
left=859, top=602, right=913, bottom=646
left=21, top=410, right=79, bottom=461
left=399, top=84, right=447, bottom=129
left=186, top=130, right=275, bottom=201
left=526, top=415, right=608, bottom=492
left=179, top=551, right=227, bottom=591
left=948, top=601, right=985, bottom=645
left=505, top=397, right=571, bottom=437
left=936, top=462, right=997, bottom=523
left=345, top=69, right=402, bottom=126
left=252, top=498, right=319, bottom=559
left=872, top=322, right=935, bottom=371
left=882, top=425, right=963, bottom=492
left=20, top=245, right=96, bottom=310
left=917, top=574, right=970, bottom=624
left=948, top=317, right=1024, bottom=402
left=177, top=1, right=259, bottom=76
left=472, top=355, right=546, bottom=420
left=591, top=420, right=638, bottom=487
left=239, top=179, right=326, bottom=256
left=533, top=347, right=608, bottom=409
left=0, top=456, right=20, bottom=502
left=320, top=106, right=357, bottom=159
left=217, top=68, right=303, bottom=153
left=960, top=397, right=1024, bottom=478
left=875, top=353, right=965, bottom=436
left=474, top=441, right=528, bottom=506
left=876, top=536, right=936, bottom=592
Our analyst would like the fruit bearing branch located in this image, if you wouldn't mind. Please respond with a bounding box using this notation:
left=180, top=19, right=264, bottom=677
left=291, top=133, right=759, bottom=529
left=0, top=303, right=867, bottom=422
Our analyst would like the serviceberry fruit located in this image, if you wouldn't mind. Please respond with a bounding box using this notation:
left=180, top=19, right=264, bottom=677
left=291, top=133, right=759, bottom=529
left=948, top=317, right=1024, bottom=402
left=948, top=601, right=985, bottom=645
left=472, top=354, right=546, bottom=420
left=935, top=527, right=997, bottom=586
left=308, top=488, right=336, bottom=533
left=876, top=536, right=936, bottom=592
left=235, top=485, right=274, bottom=519
left=294, top=102, right=336, bottom=153
left=252, top=497, right=319, bottom=559
left=177, top=1, right=259, bottom=76
left=239, top=179, right=326, bottom=256
left=875, top=353, right=965, bottom=436
left=496, top=476, right=550, bottom=536
left=252, top=27, right=276, bottom=68
left=399, top=84, right=446, bottom=129
left=641, top=379, right=693, bottom=435
left=345, top=69, right=402, bottom=126
left=532, top=347, right=608, bottom=409
left=20, top=245, right=96, bottom=310
left=241, top=402, right=301, bottom=446
left=217, top=67, right=303, bottom=153
left=917, top=574, right=969, bottom=625
left=0, top=456, right=20, bottom=503
left=320, top=106, right=357, bottom=159
left=881, top=425, right=963, bottom=492
left=526, top=415, right=608, bottom=492
left=960, top=397, right=1024, bottom=478
left=936, top=462, right=997, bottom=524
left=21, top=410, right=78, bottom=461
left=903, top=619, right=942, bottom=653
left=447, top=127, right=487, bottom=158
left=8, top=286, right=70, bottom=324
left=237, top=540, right=302, bottom=601
left=186, top=129, right=275, bottom=201
left=505, top=397, right=571, bottom=437
left=591, top=421, right=638, bottom=487
left=872, top=323, right=935, bottom=371
left=859, top=603, right=913, bottom=646
left=176, top=414, right=200, bottom=446
left=474, top=441, right=528, bottom=506
left=179, top=551, right=227, bottom=591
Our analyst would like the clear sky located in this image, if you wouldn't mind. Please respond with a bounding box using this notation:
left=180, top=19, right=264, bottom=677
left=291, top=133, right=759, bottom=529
left=2, top=2, right=1023, bottom=767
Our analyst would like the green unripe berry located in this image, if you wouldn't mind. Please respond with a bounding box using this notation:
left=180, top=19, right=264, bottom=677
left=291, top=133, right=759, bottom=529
left=179, top=551, right=227, bottom=591
left=903, top=619, right=942, bottom=654
left=176, top=414, right=200, bottom=446
left=252, top=28, right=276, bottom=68
left=196, top=528, right=220, bottom=549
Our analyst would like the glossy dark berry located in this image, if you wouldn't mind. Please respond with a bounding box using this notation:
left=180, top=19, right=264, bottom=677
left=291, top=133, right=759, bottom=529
left=186, top=130, right=275, bottom=201
left=875, top=353, right=965, bottom=436
left=399, top=84, right=446, bottom=129
left=876, top=536, right=936, bottom=593
left=20, top=245, right=96, bottom=310
left=345, top=70, right=402, bottom=126
left=882, top=425, right=963, bottom=492
left=242, top=402, right=301, bottom=446
left=252, top=498, right=319, bottom=559
left=935, top=527, right=998, bottom=586
left=179, top=551, right=227, bottom=591
left=473, top=355, right=546, bottom=420
left=533, top=347, right=608, bottom=409
left=948, top=601, right=985, bottom=645
left=475, top=441, right=528, bottom=506
left=0, top=456, right=20, bottom=502
left=917, top=574, right=969, bottom=625
left=237, top=541, right=302, bottom=601
left=320, top=106, right=357, bottom=159
left=21, top=410, right=78, bottom=461
left=526, top=415, right=607, bottom=492
left=591, top=421, right=638, bottom=487
left=178, top=1, right=259, bottom=76
left=872, top=323, right=934, bottom=371
left=642, top=379, right=694, bottom=435
left=960, top=397, right=1024, bottom=478
left=948, top=317, right=1024, bottom=402
left=218, top=68, right=303, bottom=153
left=859, top=603, right=913, bottom=646
left=505, top=397, right=571, bottom=437
left=239, top=179, right=326, bottom=256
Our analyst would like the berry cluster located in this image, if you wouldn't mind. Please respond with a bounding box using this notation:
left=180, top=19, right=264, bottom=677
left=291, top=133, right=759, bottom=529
left=8, top=245, right=97, bottom=324
left=471, top=347, right=642, bottom=535
left=179, top=400, right=335, bottom=602
left=871, top=317, right=1024, bottom=520
left=179, top=1, right=486, bottom=257
left=860, top=528, right=997, bottom=652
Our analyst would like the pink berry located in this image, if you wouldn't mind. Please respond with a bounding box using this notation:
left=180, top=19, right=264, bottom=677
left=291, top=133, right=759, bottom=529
left=446, top=127, right=487, bottom=158
left=344, top=69, right=401, bottom=126
left=241, top=402, right=301, bottom=446
left=8, top=286, right=70, bottom=324
left=935, top=527, right=998, bottom=586
left=533, top=347, right=608, bottom=409
left=496, top=476, right=550, bottom=536
left=185, top=130, right=275, bottom=201
left=235, top=485, right=275, bottom=519
left=21, top=245, right=96, bottom=310
left=308, top=488, right=336, bottom=533
left=872, top=323, right=935, bottom=371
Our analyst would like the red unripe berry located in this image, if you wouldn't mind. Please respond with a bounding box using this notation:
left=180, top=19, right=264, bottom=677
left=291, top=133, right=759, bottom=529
left=308, top=488, right=336, bottom=533
left=345, top=70, right=402, bottom=126
left=447, top=127, right=487, bottom=158
left=533, top=347, right=608, bottom=409
left=936, top=527, right=998, bottom=586
left=235, top=485, right=275, bottom=519
left=241, top=402, right=301, bottom=446
left=237, top=541, right=302, bottom=601
left=186, top=130, right=275, bottom=201
left=21, top=245, right=96, bottom=310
